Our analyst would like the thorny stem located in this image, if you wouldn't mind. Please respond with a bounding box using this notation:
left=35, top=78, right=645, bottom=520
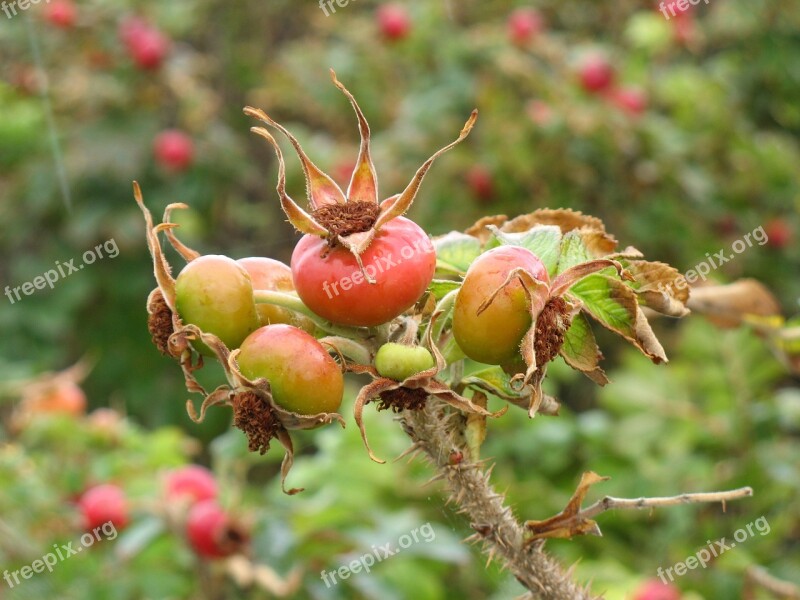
left=401, top=398, right=594, bottom=600
left=402, top=398, right=756, bottom=599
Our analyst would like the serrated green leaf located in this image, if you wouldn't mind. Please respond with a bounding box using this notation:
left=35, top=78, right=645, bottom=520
left=569, top=275, right=667, bottom=363
left=433, top=232, right=482, bottom=275
left=570, top=274, right=637, bottom=338
left=486, top=224, right=563, bottom=275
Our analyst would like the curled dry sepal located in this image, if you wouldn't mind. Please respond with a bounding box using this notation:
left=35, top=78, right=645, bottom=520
left=134, top=183, right=344, bottom=495
left=243, top=69, right=477, bottom=279
left=435, top=208, right=691, bottom=417
left=345, top=312, right=507, bottom=464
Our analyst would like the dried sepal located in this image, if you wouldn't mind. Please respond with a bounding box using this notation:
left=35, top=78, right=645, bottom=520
left=243, top=106, right=346, bottom=209
left=330, top=69, right=378, bottom=205
left=162, top=203, right=201, bottom=262
left=186, top=386, right=231, bottom=424
left=134, top=182, right=177, bottom=311
left=374, top=110, right=478, bottom=230
left=247, top=126, right=329, bottom=236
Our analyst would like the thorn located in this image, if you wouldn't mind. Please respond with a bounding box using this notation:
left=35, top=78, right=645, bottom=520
left=485, top=548, right=497, bottom=568
left=394, top=442, right=421, bottom=462
left=423, top=473, right=446, bottom=487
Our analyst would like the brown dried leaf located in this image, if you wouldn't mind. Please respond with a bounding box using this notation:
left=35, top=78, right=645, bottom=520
left=525, top=471, right=610, bottom=541
left=688, top=279, right=782, bottom=329
left=504, top=209, right=608, bottom=235
left=464, top=215, right=509, bottom=244
left=624, top=260, right=690, bottom=317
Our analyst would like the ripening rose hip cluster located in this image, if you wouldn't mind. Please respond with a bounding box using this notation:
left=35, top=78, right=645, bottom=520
left=137, top=72, right=687, bottom=491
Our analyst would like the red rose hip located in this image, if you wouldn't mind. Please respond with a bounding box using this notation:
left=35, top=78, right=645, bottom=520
left=79, top=484, right=129, bottom=531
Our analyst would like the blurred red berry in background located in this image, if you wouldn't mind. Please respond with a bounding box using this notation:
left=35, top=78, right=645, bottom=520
left=765, top=218, right=793, bottom=249
left=165, top=466, right=218, bottom=505
left=79, top=484, right=129, bottom=532
left=377, top=4, right=411, bottom=41
left=632, top=579, right=681, bottom=600
left=579, top=54, right=615, bottom=94
left=120, top=17, right=170, bottom=70
left=154, top=129, right=195, bottom=172
left=611, top=86, right=648, bottom=116
left=507, top=8, right=544, bottom=46
left=466, top=165, right=495, bottom=202
left=43, top=0, right=77, bottom=29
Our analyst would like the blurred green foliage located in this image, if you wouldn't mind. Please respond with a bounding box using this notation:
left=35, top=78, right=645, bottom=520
left=1, top=0, right=799, bottom=598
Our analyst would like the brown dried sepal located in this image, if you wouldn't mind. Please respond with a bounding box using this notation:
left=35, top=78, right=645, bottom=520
left=374, top=387, right=429, bottom=413
left=533, top=297, right=574, bottom=367
left=147, top=288, right=180, bottom=357
left=232, top=390, right=282, bottom=455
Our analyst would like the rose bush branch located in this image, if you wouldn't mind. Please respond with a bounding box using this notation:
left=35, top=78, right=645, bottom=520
left=402, top=398, right=595, bottom=600
left=579, top=486, right=754, bottom=521
left=744, top=567, right=800, bottom=600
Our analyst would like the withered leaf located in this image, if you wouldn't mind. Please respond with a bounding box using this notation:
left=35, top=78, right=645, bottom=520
left=525, top=471, right=610, bottom=541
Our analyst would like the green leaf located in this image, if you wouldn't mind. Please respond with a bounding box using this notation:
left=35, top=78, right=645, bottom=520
left=428, top=279, right=461, bottom=301
left=570, top=275, right=636, bottom=334
left=116, top=517, right=165, bottom=559
left=560, top=313, right=609, bottom=385
left=433, top=232, right=482, bottom=275
left=486, top=224, right=563, bottom=275
left=557, top=230, right=594, bottom=273
left=569, top=275, right=667, bottom=363
left=463, top=366, right=526, bottom=401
